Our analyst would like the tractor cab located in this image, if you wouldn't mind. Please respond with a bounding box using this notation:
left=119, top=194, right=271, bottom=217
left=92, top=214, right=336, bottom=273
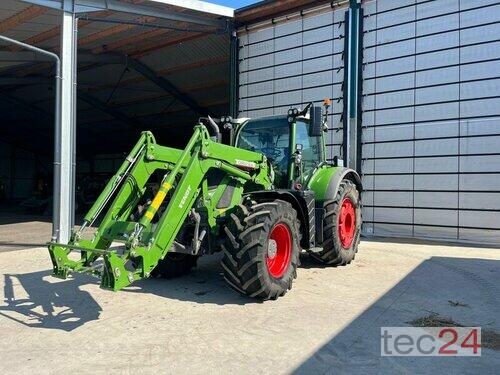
left=233, top=103, right=328, bottom=188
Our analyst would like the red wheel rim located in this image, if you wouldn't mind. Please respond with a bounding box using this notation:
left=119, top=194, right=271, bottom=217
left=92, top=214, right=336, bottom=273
left=338, top=198, right=356, bottom=248
left=266, top=223, right=292, bottom=278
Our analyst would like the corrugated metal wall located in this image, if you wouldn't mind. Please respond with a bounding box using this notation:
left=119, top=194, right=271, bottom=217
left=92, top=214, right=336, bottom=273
left=361, top=0, right=500, bottom=244
left=238, top=4, right=348, bottom=161
left=237, top=0, right=500, bottom=245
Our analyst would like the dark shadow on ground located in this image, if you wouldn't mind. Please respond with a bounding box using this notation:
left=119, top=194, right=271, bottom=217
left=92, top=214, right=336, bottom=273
left=0, top=271, right=101, bottom=331
left=0, top=208, right=85, bottom=226
left=0, top=252, right=330, bottom=330
left=0, top=242, right=47, bottom=251
left=124, top=253, right=261, bottom=306
left=125, top=252, right=335, bottom=305
left=293, top=256, right=500, bottom=374
left=299, top=252, right=328, bottom=269
left=0, top=212, right=52, bottom=225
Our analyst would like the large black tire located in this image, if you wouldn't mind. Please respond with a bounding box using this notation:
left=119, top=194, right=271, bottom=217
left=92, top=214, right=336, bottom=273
left=221, top=199, right=301, bottom=300
left=151, top=253, right=198, bottom=279
left=310, top=179, right=361, bottom=266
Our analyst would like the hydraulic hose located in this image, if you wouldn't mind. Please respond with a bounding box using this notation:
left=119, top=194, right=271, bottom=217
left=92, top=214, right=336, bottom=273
left=207, top=115, right=222, bottom=143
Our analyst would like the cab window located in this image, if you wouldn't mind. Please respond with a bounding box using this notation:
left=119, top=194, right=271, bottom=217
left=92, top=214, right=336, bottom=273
left=295, top=120, right=322, bottom=174
left=236, top=118, right=290, bottom=187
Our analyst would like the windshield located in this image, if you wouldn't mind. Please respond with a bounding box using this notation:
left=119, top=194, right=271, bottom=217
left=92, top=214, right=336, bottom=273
left=236, top=118, right=290, bottom=187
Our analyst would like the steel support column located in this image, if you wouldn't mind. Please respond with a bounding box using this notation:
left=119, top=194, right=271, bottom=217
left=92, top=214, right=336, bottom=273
left=229, top=28, right=239, bottom=119
left=345, top=0, right=362, bottom=171
left=70, top=16, right=78, bottom=229
left=58, top=0, right=77, bottom=243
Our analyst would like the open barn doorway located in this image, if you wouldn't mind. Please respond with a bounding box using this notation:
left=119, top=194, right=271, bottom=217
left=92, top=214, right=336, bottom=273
left=0, top=0, right=233, bottom=249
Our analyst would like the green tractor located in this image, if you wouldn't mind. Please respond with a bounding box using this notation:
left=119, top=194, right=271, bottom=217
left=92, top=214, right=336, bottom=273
left=48, top=102, right=362, bottom=300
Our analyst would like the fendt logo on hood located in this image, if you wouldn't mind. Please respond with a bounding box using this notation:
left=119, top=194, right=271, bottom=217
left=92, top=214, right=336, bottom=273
left=178, top=185, right=192, bottom=209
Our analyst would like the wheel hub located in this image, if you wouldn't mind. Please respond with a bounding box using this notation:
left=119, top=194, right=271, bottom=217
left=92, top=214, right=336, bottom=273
left=266, top=223, right=292, bottom=278
left=267, top=239, right=278, bottom=258
left=338, top=197, right=356, bottom=248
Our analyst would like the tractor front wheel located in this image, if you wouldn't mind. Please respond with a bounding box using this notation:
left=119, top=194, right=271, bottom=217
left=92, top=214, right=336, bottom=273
left=221, top=199, right=301, bottom=300
left=310, top=179, right=361, bottom=266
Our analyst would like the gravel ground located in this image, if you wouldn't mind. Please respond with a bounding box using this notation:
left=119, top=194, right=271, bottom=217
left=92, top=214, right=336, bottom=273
left=0, top=219, right=498, bottom=374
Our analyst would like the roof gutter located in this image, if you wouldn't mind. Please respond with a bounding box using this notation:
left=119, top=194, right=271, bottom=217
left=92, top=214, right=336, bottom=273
left=237, top=0, right=349, bottom=33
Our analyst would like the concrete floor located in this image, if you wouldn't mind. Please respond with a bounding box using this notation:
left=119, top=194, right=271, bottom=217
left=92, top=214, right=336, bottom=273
left=0, top=218, right=499, bottom=374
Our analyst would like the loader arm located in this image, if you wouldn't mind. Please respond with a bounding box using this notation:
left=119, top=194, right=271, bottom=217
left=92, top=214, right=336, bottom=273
left=48, top=125, right=273, bottom=291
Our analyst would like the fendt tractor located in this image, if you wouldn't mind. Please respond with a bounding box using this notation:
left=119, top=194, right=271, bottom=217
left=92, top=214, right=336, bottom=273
left=48, top=101, right=362, bottom=300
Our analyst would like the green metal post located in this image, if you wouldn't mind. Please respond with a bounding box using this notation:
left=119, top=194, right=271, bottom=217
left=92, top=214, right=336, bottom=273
left=346, top=0, right=362, bottom=171
left=229, top=27, right=239, bottom=119
left=288, top=121, right=297, bottom=187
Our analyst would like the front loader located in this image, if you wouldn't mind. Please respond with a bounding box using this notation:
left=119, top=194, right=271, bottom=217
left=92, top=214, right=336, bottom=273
left=48, top=102, right=362, bottom=300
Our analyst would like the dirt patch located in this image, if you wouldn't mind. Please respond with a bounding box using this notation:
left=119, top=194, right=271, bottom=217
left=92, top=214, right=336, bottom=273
left=483, top=330, right=500, bottom=351
left=447, top=300, right=470, bottom=308
left=409, top=314, right=499, bottom=351
left=409, top=314, right=462, bottom=327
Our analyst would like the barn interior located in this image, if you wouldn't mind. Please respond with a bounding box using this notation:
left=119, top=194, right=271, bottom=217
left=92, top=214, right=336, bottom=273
left=0, top=0, right=233, bottom=219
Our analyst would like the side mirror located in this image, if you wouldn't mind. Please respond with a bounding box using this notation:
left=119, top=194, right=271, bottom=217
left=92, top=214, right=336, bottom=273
left=309, top=105, right=323, bottom=137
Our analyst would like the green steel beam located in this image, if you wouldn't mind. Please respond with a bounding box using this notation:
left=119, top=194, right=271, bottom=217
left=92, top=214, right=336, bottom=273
left=345, top=0, right=362, bottom=172
left=229, top=28, right=239, bottom=119
left=348, top=0, right=361, bottom=119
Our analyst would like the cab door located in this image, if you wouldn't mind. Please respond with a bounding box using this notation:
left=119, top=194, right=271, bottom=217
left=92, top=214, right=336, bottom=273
left=294, top=120, right=324, bottom=183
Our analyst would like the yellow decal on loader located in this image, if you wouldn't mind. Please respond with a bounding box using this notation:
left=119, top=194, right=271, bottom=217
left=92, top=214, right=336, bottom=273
left=151, top=190, right=166, bottom=210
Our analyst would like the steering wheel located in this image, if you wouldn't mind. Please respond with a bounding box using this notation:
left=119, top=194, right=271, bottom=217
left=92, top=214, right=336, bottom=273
left=259, top=147, right=282, bottom=160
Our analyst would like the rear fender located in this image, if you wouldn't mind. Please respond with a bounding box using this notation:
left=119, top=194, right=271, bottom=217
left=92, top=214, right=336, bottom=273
left=325, top=168, right=363, bottom=201
left=308, top=166, right=362, bottom=245
left=308, top=166, right=362, bottom=203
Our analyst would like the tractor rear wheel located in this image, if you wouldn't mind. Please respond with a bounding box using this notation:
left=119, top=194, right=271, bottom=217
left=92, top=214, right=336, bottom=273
left=221, top=199, right=301, bottom=300
left=310, top=179, right=361, bottom=266
left=151, top=253, right=198, bottom=279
